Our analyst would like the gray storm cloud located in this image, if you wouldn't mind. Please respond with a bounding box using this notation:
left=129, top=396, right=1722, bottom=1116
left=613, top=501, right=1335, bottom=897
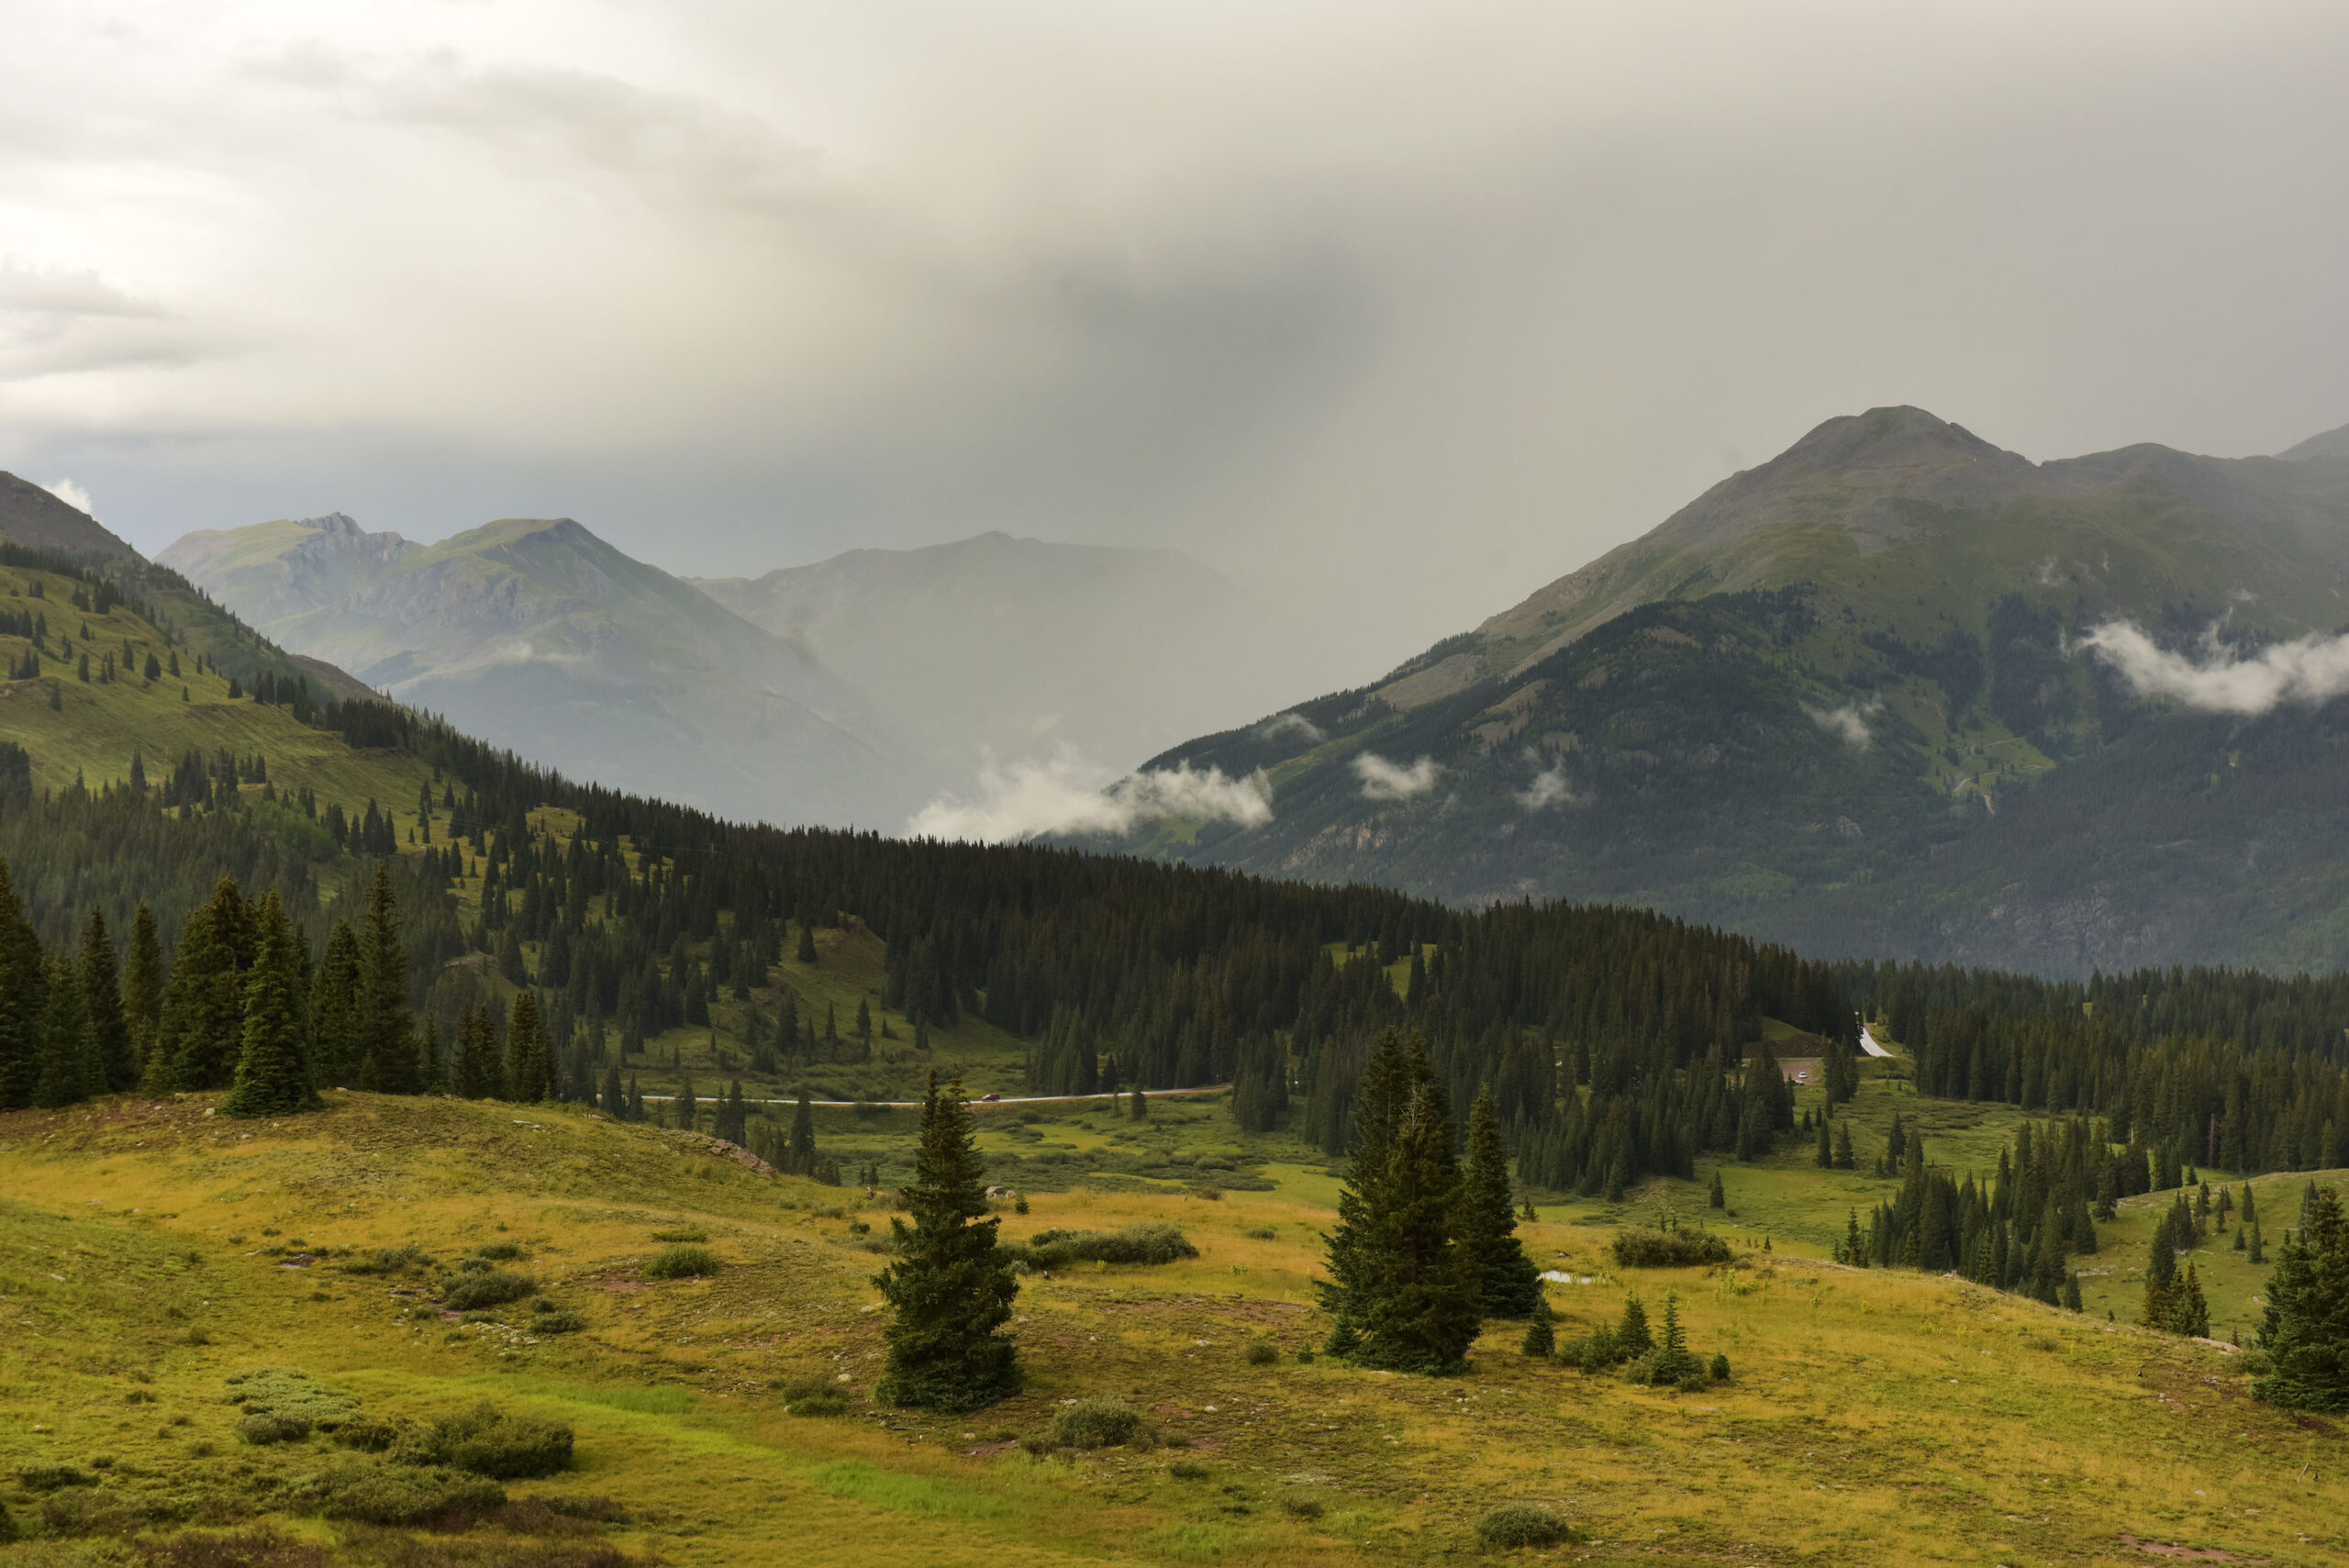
left=2080, top=621, right=2349, bottom=714
left=907, top=755, right=1272, bottom=844
left=3, top=0, right=2345, bottom=685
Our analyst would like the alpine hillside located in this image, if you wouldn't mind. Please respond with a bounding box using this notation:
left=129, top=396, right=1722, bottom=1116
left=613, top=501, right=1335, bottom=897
left=1123, top=406, right=2349, bottom=976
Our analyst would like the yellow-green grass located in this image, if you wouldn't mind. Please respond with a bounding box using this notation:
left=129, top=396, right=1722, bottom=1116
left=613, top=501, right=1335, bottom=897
left=0, top=559, right=437, bottom=832
left=4, top=1088, right=2344, bottom=1565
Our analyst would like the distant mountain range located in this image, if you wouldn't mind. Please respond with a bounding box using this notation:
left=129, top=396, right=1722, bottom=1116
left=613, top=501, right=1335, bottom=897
left=1120, top=407, right=2349, bottom=976
left=157, top=515, right=1286, bottom=830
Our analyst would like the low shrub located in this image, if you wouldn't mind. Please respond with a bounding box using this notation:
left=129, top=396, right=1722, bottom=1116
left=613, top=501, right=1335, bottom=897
left=643, top=1244, right=719, bottom=1280
left=1610, top=1228, right=1732, bottom=1268
left=1279, top=1496, right=1326, bottom=1520
left=1243, top=1227, right=1277, bottom=1240
left=1050, top=1397, right=1142, bottom=1449
left=1010, top=1225, right=1197, bottom=1269
left=776, top=1373, right=852, bottom=1417
left=221, top=1371, right=359, bottom=1436
left=529, top=1309, right=587, bottom=1335
left=40, top=1486, right=153, bottom=1538
left=235, top=1411, right=312, bottom=1445
left=443, top=1269, right=538, bottom=1310
left=1709, top=1352, right=1731, bottom=1382
left=297, top=1460, right=507, bottom=1526
left=1294, top=1348, right=1316, bottom=1364
left=136, top=1524, right=329, bottom=1566
left=331, top=1418, right=406, bottom=1454
left=1476, top=1503, right=1572, bottom=1549
left=1168, top=1460, right=1208, bottom=1481
left=339, top=1245, right=431, bottom=1276
left=1243, top=1340, right=1280, bottom=1366
left=416, top=1403, right=574, bottom=1479
left=473, top=1240, right=526, bottom=1262
left=17, top=1464, right=97, bottom=1492
left=650, top=1228, right=707, bottom=1243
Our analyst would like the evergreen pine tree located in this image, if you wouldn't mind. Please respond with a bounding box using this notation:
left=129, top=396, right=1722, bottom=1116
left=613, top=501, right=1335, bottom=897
left=451, top=1005, right=491, bottom=1098
left=79, top=907, right=134, bottom=1094
left=2173, top=1262, right=2210, bottom=1338
left=790, top=1089, right=818, bottom=1174
left=2254, top=1186, right=2349, bottom=1410
left=1833, top=1120, right=1854, bottom=1170
left=796, top=923, right=818, bottom=963
left=0, top=850, right=49, bottom=1107
left=223, top=893, right=319, bottom=1118
left=874, top=1073, right=1020, bottom=1410
left=121, top=903, right=162, bottom=1081
left=677, top=1076, right=697, bottom=1132
left=2063, top=1273, right=2084, bottom=1312
left=32, top=955, right=90, bottom=1108
left=159, top=875, right=253, bottom=1090
left=1130, top=1083, right=1148, bottom=1121
left=1521, top=1295, right=1556, bottom=1358
left=307, top=921, right=362, bottom=1087
left=627, top=1075, right=643, bottom=1122
left=357, top=864, right=418, bottom=1093
left=1461, top=1086, right=1542, bottom=1317
left=1709, top=1169, right=1727, bottom=1207
left=1655, top=1292, right=1693, bottom=1381
left=1616, top=1295, right=1653, bottom=1358
left=507, top=992, right=553, bottom=1102
left=1816, top=1116, right=1831, bottom=1168
left=601, top=1060, right=626, bottom=1117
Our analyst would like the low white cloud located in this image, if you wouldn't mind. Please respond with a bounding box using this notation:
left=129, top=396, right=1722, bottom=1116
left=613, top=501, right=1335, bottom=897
left=1353, top=751, right=1440, bottom=800
left=1257, top=710, right=1325, bottom=744
left=1517, top=758, right=1582, bottom=810
left=40, top=478, right=95, bottom=517
left=2080, top=620, right=2349, bottom=715
left=907, top=755, right=1272, bottom=843
left=1802, top=700, right=1878, bottom=751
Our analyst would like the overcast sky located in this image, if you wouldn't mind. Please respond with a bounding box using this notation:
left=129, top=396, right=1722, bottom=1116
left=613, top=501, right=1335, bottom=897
left=5, top=0, right=2346, bottom=677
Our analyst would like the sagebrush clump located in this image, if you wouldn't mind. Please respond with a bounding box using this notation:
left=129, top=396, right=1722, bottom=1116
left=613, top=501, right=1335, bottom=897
left=1050, top=1397, right=1142, bottom=1449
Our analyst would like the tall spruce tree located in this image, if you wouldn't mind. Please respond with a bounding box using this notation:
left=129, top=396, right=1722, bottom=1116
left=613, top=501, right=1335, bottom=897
left=790, top=1090, right=818, bottom=1174
left=307, top=921, right=363, bottom=1087
left=32, top=956, right=90, bottom=1108
left=121, top=903, right=162, bottom=1080
left=2254, top=1185, right=2349, bottom=1410
left=456, top=1005, right=503, bottom=1099
left=161, top=875, right=254, bottom=1089
left=224, top=893, right=319, bottom=1118
left=874, top=1074, right=1020, bottom=1410
left=1462, top=1086, right=1542, bottom=1317
left=357, top=864, right=418, bottom=1092
left=506, top=992, right=553, bottom=1103
left=79, top=909, right=133, bottom=1094
left=601, top=1060, right=626, bottom=1118
left=0, top=868, right=56, bottom=1108
left=1320, top=1031, right=1481, bottom=1373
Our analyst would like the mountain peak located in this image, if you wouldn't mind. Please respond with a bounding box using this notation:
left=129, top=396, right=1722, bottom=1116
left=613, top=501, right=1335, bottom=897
left=1772, top=405, right=2011, bottom=476
left=2277, top=419, right=2349, bottom=462
left=0, top=471, right=142, bottom=562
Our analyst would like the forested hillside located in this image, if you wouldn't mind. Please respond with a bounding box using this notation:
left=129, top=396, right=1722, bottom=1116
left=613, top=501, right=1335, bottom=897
left=7, top=490, right=2349, bottom=1214
left=1121, top=408, right=2349, bottom=977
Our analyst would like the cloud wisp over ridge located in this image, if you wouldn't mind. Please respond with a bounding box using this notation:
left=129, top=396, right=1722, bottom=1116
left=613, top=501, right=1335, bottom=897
left=2081, top=621, right=2349, bottom=715
left=907, top=754, right=1272, bottom=844
left=1802, top=700, right=1878, bottom=750
left=1353, top=751, right=1441, bottom=800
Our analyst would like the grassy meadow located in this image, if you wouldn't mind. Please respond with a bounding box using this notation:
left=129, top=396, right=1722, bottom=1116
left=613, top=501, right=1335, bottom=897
left=1, top=1069, right=2342, bottom=1566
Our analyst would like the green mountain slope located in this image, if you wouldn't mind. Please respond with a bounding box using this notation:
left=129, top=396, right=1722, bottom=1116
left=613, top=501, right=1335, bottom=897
left=161, top=513, right=937, bottom=829
left=693, top=530, right=1301, bottom=777
left=1127, top=407, right=2349, bottom=974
